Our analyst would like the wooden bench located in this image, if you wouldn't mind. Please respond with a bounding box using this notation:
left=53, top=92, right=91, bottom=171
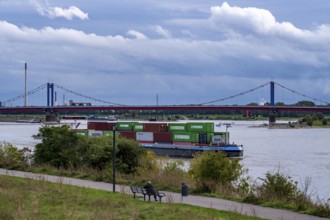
left=130, top=185, right=147, bottom=201
left=145, top=187, right=166, bottom=202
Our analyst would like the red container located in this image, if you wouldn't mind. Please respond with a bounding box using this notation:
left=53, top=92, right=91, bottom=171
left=89, top=122, right=116, bottom=131
left=88, top=121, right=96, bottom=130
left=153, top=132, right=172, bottom=143
left=119, top=131, right=136, bottom=140
left=143, top=123, right=167, bottom=132
left=94, top=122, right=109, bottom=131
left=108, top=123, right=116, bottom=130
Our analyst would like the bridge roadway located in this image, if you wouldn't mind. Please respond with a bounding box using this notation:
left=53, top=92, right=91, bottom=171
left=1, top=105, right=330, bottom=113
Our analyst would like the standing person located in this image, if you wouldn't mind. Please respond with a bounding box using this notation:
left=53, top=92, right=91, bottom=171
left=143, top=181, right=158, bottom=201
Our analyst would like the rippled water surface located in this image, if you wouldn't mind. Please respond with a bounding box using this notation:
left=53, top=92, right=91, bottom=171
left=1, top=121, right=329, bottom=199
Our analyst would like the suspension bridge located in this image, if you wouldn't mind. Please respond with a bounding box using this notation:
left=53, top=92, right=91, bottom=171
left=1, top=81, right=330, bottom=121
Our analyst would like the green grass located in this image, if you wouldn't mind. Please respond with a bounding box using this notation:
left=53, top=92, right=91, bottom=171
left=0, top=175, right=264, bottom=220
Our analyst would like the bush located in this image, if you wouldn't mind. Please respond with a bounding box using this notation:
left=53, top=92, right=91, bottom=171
left=116, top=138, right=145, bottom=174
left=33, top=126, right=144, bottom=174
left=322, top=118, right=328, bottom=125
left=257, top=171, right=299, bottom=202
left=77, top=136, right=112, bottom=170
left=33, top=125, right=79, bottom=168
left=189, top=151, right=243, bottom=192
left=0, top=142, right=31, bottom=169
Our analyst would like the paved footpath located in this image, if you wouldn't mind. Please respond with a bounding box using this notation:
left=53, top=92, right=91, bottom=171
left=1, top=168, right=329, bottom=220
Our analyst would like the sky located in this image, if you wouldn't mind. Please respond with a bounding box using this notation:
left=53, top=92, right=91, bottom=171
left=1, top=0, right=330, bottom=106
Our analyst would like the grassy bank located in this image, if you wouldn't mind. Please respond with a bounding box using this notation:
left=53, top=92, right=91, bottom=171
left=0, top=175, right=263, bottom=220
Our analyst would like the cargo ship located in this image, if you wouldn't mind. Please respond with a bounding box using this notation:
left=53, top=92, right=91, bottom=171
left=61, top=117, right=243, bottom=158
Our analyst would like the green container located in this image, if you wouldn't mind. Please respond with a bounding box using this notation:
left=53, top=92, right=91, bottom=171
left=172, top=132, right=199, bottom=142
left=75, top=130, right=88, bottom=136
left=102, top=131, right=120, bottom=137
left=133, top=123, right=144, bottom=132
left=207, top=132, right=214, bottom=143
left=186, top=122, right=214, bottom=133
left=116, top=122, right=133, bottom=131
left=214, top=132, right=229, bottom=143
left=167, top=123, right=187, bottom=132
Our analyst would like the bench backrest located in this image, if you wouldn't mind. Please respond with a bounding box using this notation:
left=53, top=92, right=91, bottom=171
left=130, top=185, right=138, bottom=193
left=137, top=187, right=146, bottom=194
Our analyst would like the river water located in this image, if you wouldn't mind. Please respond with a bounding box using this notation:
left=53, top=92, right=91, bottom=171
left=0, top=121, right=329, bottom=200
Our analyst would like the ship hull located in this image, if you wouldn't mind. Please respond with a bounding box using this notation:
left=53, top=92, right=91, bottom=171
left=142, top=143, right=243, bottom=158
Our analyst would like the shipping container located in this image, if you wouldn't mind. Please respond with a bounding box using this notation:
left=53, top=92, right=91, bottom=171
left=119, top=131, right=136, bottom=140
left=116, top=122, right=133, bottom=131
left=143, top=123, right=167, bottom=132
left=167, top=123, right=187, bottom=132
left=207, top=132, right=214, bottom=143
left=88, top=130, right=103, bottom=137
left=186, top=122, right=214, bottom=133
left=172, top=132, right=199, bottom=142
left=95, top=122, right=109, bottom=131
left=88, top=121, right=116, bottom=131
left=136, top=132, right=154, bottom=142
left=199, top=133, right=207, bottom=144
left=133, top=123, right=144, bottom=132
left=153, top=132, right=173, bottom=143
left=75, top=130, right=88, bottom=136
left=102, top=130, right=120, bottom=137
left=87, top=121, right=96, bottom=130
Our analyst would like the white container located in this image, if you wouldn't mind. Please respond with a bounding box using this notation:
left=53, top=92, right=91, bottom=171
left=136, top=132, right=154, bottom=141
left=88, top=130, right=103, bottom=137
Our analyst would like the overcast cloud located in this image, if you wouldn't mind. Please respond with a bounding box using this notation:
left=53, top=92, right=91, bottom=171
left=0, top=1, right=330, bottom=106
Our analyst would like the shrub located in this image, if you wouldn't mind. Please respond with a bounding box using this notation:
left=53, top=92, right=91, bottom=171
left=0, top=142, right=31, bottom=169
left=322, top=118, right=328, bottom=125
left=77, top=136, right=112, bottom=170
left=116, top=138, right=145, bottom=174
left=257, top=171, right=298, bottom=202
left=189, top=151, right=243, bottom=192
left=33, top=125, right=79, bottom=168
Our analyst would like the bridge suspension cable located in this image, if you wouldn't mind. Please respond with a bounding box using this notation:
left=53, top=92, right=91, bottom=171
left=2, top=83, right=48, bottom=105
left=274, top=82, right=329, bottom=105
left=54, top=83, right=125, bottom=106
left=199, top=81, right=270, bottom=105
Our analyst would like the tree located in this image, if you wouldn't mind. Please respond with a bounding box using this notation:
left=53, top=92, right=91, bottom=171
left=275, top=102, right=285, bottom=106
left=295, top=101, right=315, bottom=106
left=77, top=135, right=112, bottom=170
left=116, top=138, right=145, bottom=174
left=33, top=125, right=79, bottom=168
left=189, top=151, right=243, bottom=192
left=313, top=112, right=324, bottom=121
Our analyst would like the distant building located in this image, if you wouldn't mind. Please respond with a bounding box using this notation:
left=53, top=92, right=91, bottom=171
left=68, top=100, right=92, bottom=106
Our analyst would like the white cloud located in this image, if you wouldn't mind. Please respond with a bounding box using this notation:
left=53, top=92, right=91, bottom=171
left=1, top=1, right=330, bottom=104
left=50, top=6, right=89, bottom=20
left=127, top=30, right=148, bottom=40
left=32, top=0, right=88, bottom=20
left=152, top=25, right=171, bottom=38
left=208, top=1, right=330, bottom=46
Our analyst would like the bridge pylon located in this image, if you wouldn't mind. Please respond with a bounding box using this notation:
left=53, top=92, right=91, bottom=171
left=47, top=83, right=54, bottom=107
left=46, top=83, right=57, bottom=122
left=269, top=81, right=276, bottom=123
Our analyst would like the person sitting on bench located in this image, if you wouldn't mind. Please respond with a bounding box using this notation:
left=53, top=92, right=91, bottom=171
left=143, top=181, right=158, bottom=201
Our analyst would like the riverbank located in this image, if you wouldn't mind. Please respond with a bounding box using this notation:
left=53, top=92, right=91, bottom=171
left=1, top=168, right=328, bottom=220
left=255, top=121, right=330, bottom=129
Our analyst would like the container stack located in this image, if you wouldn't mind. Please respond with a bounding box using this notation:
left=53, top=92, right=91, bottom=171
left=74, top=121, right=227, bottom=146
